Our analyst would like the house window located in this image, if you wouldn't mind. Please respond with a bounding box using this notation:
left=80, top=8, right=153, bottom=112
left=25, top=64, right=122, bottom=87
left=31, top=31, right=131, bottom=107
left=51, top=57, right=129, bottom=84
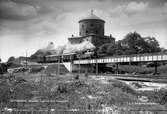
left=82, top=25, right=84, bottom=28
left=90, top=24, right=94, bottom=27
left=86, top=30, right=88, bottom=33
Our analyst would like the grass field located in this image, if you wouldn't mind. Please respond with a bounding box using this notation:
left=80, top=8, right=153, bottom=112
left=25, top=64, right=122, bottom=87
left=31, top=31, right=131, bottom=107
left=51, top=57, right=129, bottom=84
left=1, top=71, right=167, bottom=114
left=114, top=64, right=167, bottom=75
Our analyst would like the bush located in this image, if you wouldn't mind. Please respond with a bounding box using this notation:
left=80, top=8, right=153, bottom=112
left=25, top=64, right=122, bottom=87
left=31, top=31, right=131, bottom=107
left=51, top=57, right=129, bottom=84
left=140, top=89, right=167, bottom=104
left=110, top=80, right=137, bottom=95
left=74, top=75, right=79, bottom=80
left=57, top=84, right=68, bottom=93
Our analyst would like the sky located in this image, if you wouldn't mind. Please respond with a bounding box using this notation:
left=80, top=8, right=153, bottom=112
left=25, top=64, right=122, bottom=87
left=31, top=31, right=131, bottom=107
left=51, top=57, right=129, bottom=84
left=0, top=0, right=167, bottom=62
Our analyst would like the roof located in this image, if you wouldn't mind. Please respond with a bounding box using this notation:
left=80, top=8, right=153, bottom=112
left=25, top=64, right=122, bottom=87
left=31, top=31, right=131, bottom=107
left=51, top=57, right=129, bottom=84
left=79, top=10, right=105, bottom=22
left=68, top=34, right=96, bottom=39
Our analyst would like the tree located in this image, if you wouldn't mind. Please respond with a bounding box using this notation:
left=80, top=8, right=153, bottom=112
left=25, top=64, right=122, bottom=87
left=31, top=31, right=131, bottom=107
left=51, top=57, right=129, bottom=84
left=106, top=43, right=125, bottom=55
left=0, top=82, right=11, bottom=107
left=161, top=48, right=167, bottom=52
left=0, top=63, right=7, bottom=74
left=97, top=43, right=111, bottom=56
left=144, top=37, right=161, bottom=52
left=97, top=32, right=162, bottom=56
left=106, top=43, right=116, bottom=55
left=7, top=56, right=15, bottom=63
left=121, top=32, right=158, bottom=54
left=123, top=32, right=144, bottom=53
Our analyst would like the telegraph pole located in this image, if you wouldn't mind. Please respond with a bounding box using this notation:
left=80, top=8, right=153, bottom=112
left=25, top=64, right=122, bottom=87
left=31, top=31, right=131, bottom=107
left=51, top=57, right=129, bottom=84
left=70, top=55, right=72, bottom=73
left=57, top=56, right=60, bottom=76
left=95, top=49, right=98, bottom=76
left=154, top=61, right=158, bottom=75
left=116, top=63, right=119, bottom=74
left=25, top=51, right=28, bottom=68
left=95, top=58, right=98, bottom=75
left=79, top=53, right=81, bottom=75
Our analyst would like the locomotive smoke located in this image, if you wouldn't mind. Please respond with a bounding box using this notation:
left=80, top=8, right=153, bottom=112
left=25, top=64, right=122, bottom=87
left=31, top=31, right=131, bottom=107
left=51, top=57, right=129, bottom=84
left=43, top=42, right=55, bottom=51
left=36, top=40, right=95, bottom=56
left=38, top=42, right=57, bottom=55
left=63, top=40, right=95, bottom=54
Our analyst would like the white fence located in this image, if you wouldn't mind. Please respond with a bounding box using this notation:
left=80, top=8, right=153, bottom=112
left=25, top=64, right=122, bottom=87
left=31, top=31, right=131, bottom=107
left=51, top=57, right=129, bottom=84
left=74, top=53, right=167, bottom=64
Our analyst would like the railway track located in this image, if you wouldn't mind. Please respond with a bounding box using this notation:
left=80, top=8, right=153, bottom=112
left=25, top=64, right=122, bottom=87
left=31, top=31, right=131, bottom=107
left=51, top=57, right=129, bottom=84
left=88, top=73, right=167, bottom=83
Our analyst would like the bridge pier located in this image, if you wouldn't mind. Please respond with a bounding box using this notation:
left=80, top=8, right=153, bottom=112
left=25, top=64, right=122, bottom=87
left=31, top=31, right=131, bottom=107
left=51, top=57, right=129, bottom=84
left=71, top=52, right=167, bottom=75
left=71, top=63, right=105, bottom=74
left=115, top=63, right=119, bottom=74
left=154, top=61, right=158, bottom=75
left=95, top=60, right=98, bottom=75
left=71, top=64, right=94, bottom=73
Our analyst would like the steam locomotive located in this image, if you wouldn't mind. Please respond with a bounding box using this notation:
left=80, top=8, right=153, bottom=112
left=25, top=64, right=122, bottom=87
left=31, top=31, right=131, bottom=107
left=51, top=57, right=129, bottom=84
left=37, top=50, right=95, bottom=63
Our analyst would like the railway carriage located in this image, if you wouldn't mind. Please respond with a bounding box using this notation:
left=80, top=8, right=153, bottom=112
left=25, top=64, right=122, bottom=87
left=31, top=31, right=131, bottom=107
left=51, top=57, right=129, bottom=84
left=62, top=53, right=77, bottom=62
left=45, top=54, right=61, bottom=63
left=36, top=51, right=167, bottom=64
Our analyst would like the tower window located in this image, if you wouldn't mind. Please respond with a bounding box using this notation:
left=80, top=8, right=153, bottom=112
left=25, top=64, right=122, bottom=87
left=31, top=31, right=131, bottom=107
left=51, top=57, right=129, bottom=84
left=86, top=31, right=88, bottom=33
left=90, top=24, right=94, bottom=27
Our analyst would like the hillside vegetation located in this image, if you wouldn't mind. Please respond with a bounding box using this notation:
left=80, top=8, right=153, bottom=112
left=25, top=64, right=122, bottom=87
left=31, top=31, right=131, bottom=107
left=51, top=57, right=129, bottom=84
left=1, top=73, right=167, bottom=112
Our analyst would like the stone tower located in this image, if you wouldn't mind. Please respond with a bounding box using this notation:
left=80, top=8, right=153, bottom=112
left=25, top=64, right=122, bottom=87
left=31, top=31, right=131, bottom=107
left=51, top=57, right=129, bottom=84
left=79, top=10, right=105, bottom=37
left=68, top=10, right=115, bottom=47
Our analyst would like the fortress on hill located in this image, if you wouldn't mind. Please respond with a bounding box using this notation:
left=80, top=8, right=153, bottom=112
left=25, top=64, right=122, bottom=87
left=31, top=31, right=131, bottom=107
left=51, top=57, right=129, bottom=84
left=68, top=10, right=115, bottom=48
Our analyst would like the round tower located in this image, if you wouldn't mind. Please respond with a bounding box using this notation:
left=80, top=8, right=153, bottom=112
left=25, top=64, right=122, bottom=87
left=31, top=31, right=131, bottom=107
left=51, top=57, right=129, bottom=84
left=79, top=10, right=105, bottom=37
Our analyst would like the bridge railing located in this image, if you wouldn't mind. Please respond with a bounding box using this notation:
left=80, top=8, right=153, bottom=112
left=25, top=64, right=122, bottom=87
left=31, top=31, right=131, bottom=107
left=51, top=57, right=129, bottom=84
left=74, top=52, right=167, bottom=64
left=2, top=109, right=166, bottom=114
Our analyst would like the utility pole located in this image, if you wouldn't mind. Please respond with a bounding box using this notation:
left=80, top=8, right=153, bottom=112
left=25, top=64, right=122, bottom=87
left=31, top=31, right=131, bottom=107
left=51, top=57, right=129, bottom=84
left=95, top=58, right=98, bottom=76
left=57, top=56, right=60, bottom=76
left=95, top=49, right=98, bottom=76
left=25, top=51, right=28, bottom=68
left=154, top=61, right=158, bottom=75
left=116, top=63, right=119, bottom=74
left=60, top=55, right=63, bottom=75
left=70, top=55, right=72, bottom=73
left=79, top=53, right=81, bottom=75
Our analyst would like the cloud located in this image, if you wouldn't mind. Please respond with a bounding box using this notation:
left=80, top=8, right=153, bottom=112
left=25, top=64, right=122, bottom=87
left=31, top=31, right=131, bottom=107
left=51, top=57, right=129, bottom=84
left=0, top=0, right=167, bottom=62
left=125, top=2, right=149, bottom=17
left=0, top=0, right=37, bottom=20
left=127, top=1, right=148, bottom=12
left=162, top=2, right=167, bottom=14
left=145, top=0, right=167, bottom=7
left=109, top=1, right=149, bottom=17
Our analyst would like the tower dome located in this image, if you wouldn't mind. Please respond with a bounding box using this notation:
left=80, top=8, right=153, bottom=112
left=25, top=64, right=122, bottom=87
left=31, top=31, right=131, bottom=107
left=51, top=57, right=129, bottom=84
left=79, top=10, right=105, bottom=36
left=79, top=10, right=105, bottom=22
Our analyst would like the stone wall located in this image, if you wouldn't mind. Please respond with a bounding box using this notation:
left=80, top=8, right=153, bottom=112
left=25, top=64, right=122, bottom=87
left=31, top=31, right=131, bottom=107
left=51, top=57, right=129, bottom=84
left=79, top=20, right=104, bottom=37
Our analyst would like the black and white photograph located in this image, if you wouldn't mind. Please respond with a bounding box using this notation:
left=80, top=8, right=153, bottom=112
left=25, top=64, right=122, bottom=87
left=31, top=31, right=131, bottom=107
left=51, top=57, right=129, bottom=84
left=0, top=0, right=167, bottom=113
